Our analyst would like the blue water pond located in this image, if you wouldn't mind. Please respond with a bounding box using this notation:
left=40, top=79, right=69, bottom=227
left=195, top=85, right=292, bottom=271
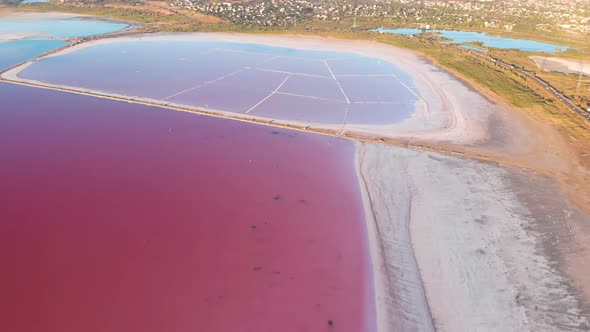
left=373, top=28, right=566, bottom=53
left=0, top=16, right=127, bottom=70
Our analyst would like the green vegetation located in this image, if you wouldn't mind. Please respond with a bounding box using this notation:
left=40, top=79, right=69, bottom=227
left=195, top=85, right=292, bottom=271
left=397, top=37, right=590, bottom=141
left=362, top=33, right=556, bottom=109
left=19, top=3, right=208, bottom=27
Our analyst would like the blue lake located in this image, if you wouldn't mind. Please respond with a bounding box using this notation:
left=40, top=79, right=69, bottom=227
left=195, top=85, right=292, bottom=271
left=0, top=15, right=128, bottom=70
left=20, top=0, right=49, bottom=3
left=373, top=28, right=567, bottom=53
left=0, top=39, right=67, bottom=70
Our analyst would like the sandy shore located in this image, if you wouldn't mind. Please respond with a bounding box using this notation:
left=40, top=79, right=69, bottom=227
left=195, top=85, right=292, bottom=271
left=357, top=142, right=590, bottom=331
left=355, top=143, right=434, bottom=331
left=0, top=31, right=42, bottom=41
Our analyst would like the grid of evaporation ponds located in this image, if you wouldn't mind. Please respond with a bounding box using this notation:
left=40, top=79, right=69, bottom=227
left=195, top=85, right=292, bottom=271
left=22, top=41, right=420, bottom=126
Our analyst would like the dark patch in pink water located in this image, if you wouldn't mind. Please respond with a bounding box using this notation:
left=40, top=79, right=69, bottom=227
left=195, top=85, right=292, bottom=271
left=0, top=82, right=375, bottom=332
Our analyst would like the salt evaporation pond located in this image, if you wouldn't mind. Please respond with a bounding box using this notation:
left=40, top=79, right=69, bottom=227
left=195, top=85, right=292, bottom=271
left=0, top=39, right=66, bottom=71
left=0, top=16, right=128, bottom=38
left=0, top=14, right=127, bottom=70
left=20, top=40, right=418, bottom=126
left=373, top=28, right=567, bottom=52
left=0, top=81, right=374, bottom=332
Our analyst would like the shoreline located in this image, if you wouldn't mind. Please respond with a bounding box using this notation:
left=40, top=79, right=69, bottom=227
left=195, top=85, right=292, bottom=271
left=355, top=142, right=435, bottom=331
left=6, top=29, right=590, bottom=250
left=6, top=32, right=584, bottom=195
left=2, top=32, right=499, bottom=146
left=0, top=80, right=376, bottom=332
left=0, top=72, right=557, bottom=173
left=2, top=25, right=590, bottom=330
left=356, top=142, right=590, bottom=331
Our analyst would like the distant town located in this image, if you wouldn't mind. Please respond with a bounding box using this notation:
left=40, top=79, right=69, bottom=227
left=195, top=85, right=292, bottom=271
left=162, top=0, right=590, bottom=33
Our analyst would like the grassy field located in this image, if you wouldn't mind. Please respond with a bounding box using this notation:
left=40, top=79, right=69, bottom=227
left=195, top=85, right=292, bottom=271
left=478, top=47, right=589, bottom=110
left=370, top=33, right=590, bottom=141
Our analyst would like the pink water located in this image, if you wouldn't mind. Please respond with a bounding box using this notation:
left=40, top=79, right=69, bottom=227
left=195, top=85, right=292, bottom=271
left=0, top=82, right=375, bottom=332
